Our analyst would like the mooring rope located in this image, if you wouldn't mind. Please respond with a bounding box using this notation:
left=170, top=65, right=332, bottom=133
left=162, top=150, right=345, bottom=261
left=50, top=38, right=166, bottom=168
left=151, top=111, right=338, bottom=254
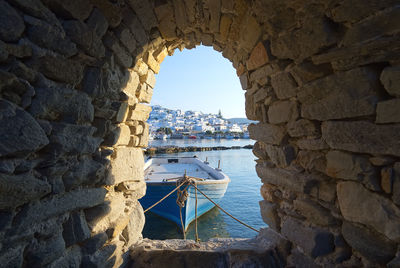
left=143, top=174, right=260, bottom=239
left=189, top=181, right=260, bottom=233
left=143, top=179, right=188, bottom=213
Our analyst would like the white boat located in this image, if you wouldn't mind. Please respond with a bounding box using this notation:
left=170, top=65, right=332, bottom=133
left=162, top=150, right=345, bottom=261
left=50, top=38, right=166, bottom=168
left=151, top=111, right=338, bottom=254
left=140, top=157, right=230, bottom=231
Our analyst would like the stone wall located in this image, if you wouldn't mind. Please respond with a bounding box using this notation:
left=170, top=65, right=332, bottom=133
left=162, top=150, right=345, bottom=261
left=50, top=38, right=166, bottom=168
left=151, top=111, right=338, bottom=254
left=0, top=0, right=399, bottom=267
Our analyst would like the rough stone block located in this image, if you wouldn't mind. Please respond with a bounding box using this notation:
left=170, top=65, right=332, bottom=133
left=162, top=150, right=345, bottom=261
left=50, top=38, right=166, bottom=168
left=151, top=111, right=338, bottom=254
left=250, top=65, right=273, bottom=86
left=91, top=0, right=121, bottom=28
left=287, top=119, right=319, bottom=138
left=246, top=41, right=270, bottom=71
left=0, top=0, right=25, bottom=42
left=281, top=217, right=334, bottom=258
left=289, top=61, right=332, bottom=85
left=259, top=200, right=280, bottom=231
left=265, top=144, right=296, bottom=168
left=30, top=85, right=94, bottom=124
left=326, top=150, right=379, bottom=191
left=49, top=122, right=102, bottom=155
left=25, top=231, right=66, bottom=267
left=296, top=150, right=326, bottom=173
left=103, top=32, right=132, bottom=68
left=239, top=73, right=248, bottom=90
left=293, top=199, right=336, bottom=226
left=63, top=20, right=105, bottom=58
left=126, top=0, right=157, bottom=31
left=330, top=0, right=398, bottom=23
left=122, top=201, right=145, bottom=247
left=144, top=52, right=160, bottom=74
left=0, top=244, right=25, bottom=268
left=270, top=72, right=297, bottom=100
left=87, top=8, right=109, bottom=38
left=43, top=0, right=93, bottom=21
left=129, top=103, right=152, bottom=121
left=82, top=232, right=108, bottom=255
left=62, top=158, right=104, bottom=190
left=109, top=147, right=143, bottom=184
left=35, top=54, right=84, bottom=85
left=143, top=69, right=156, bottom=88
left=14, top=188, right=107, bottom=230
left=298, top=67, right=379, bottom=121
left=342, top=6, right=400, bottom=46
left=297, top=138, right=329, bottom=151
left=0, top=100, right=49, bottom=157
left=271, top=16, right=339, bottom=62
left=239, top=14, right=261, bottom=51
left=337, top=181, right=400, bottom=241
left=137, top=83, right=153, bottom=104
left=154, top=2, right=177, bottom=41
left=248, top=123, right=286, bottom=145
left=0, top=172, right=51, bottom=210
left=380, top=66, right=400, bottom=97
left=63, top=211, right=91, bottom=247
left=116, top=180, right=146, bottom=199
left=48, top=245, right=81, bottom=268
left=219, top=14, right=232, bottom=42
left=376, top=99, right=400, bottom=123
left=267, top=100, right=298, bottom=124
left=342, top=221, right=397, bottom=264
left=256, top=161, right=317, bottom=194
left=24, top=15, right=77, bottom=57
left=322, top=121, right=400, bottom=157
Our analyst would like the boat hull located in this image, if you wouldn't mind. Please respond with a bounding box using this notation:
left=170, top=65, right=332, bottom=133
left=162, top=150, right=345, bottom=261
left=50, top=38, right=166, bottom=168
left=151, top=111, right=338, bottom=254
left=140, top=181, right=229, bottom=231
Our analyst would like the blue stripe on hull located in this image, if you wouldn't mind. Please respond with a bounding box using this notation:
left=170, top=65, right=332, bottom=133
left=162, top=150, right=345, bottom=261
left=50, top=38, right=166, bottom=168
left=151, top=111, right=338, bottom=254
left=140, top=182, right=229, bottom=230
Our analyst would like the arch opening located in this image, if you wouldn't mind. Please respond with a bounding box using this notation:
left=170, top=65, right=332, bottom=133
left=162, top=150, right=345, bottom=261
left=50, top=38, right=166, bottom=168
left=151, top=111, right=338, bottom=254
left=0, top=0, right=399, bottom=267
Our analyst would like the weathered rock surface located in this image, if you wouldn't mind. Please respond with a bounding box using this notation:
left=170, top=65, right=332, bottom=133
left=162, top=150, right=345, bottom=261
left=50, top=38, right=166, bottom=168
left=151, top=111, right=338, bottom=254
left=298, top=67, right=380, bottom=121
left=380, top=66, right=400, bottom=97
left=337, top=181, right=400, bottom=241
left=376, top=99, right=400, bottom=123
left=342, top=221, right=397, bottom=264
left=281, top=217, right=334, bottom=258
left=0, top=0, right=25, bottom=42
left=248, top=123, right=286, bottom=145
left=0, top=100, right=49, bottom=157
left=0, top=172, right=51, bottom=209
left=322, top=121, right=400, bottom=157
left=30, top=85, right=94, bottom=124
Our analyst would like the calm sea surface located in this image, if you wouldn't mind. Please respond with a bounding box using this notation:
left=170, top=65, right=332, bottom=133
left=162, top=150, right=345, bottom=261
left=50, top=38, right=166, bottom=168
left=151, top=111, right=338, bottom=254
left=142, top=139, right=267, bottom=241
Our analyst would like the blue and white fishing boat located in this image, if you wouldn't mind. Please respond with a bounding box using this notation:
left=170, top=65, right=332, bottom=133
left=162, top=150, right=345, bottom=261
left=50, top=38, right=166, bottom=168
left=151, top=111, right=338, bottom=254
left=140, top=157, right=230, bottom=231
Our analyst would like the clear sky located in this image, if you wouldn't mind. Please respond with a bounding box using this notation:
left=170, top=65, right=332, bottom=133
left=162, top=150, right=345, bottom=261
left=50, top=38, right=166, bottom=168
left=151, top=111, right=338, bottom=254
left=151, top=46, right=246, bottom=118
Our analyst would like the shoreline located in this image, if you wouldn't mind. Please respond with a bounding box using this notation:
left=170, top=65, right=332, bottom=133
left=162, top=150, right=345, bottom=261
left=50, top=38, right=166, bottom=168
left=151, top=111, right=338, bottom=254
left=145, top=145, right=254, bottom=155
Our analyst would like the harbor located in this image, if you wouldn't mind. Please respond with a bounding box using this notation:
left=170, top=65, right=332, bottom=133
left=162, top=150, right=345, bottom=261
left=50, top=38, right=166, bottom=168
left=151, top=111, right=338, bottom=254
left=141, top=143, right=266, bottom=241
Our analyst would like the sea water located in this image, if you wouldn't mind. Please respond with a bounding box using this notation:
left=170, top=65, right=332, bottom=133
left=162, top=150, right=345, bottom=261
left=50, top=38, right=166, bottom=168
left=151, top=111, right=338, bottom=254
left=142, top=139, right=267, bottom=241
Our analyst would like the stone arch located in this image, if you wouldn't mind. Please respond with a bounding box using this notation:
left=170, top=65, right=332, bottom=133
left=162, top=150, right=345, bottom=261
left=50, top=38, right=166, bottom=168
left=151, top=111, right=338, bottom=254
left=0, top=0, right=399, bottom=267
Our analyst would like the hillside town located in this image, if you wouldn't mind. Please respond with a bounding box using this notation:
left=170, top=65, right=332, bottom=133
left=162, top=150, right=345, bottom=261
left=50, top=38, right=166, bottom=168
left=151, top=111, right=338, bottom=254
left=148, top=105, right=251, bottom=139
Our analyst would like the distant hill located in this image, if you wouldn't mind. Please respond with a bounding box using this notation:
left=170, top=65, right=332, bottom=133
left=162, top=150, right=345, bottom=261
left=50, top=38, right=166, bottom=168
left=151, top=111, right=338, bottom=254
left=226, top=118, right=256, bottom=124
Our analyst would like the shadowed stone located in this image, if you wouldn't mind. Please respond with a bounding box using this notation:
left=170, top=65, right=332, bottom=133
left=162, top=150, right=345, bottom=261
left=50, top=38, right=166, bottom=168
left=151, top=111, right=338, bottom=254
left=0, top=172, right=51, bottom=209
left=24, top=15, right=77, bottom=57
left=342, top=221, right=397, bottom=264
left=13, top=188, right=107, bottom=230
left=42, top=0, right=93, bottom=21
left=298, top=67, right=380, bottom=121
left=322, top=121, right=400, bottom=157
left=0, top=100, right=49, bottom=157
left=63, top=211, right=91, bottom=247
left=376, top=99, right=400, bottom=123
left=49, top=123, right=102, bottom=155
left=281, top=217, right=334, bottom=258
left=0, top=0, right=25, bottom=42
left=380, top=66, right=400, bottom=97
left=30, top=85, right=94, bottom=124
left=337, top=181, right=400, bottom=241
